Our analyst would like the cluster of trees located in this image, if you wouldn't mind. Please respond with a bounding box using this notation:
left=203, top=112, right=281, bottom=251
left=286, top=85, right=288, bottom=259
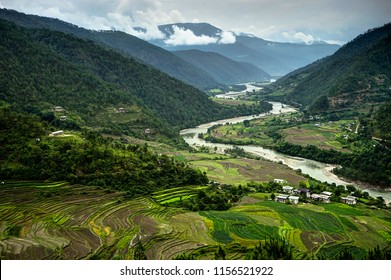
left=276, top=142, right=391, bottom=187
left=245, top=238, right=293, bottom=260
left=0, top=108, right=208, bottom=197
left=182, top=185, right=249, bottom=211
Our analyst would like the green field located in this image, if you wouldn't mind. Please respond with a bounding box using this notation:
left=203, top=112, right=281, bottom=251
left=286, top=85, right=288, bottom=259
left=188, top=157, right=306, bottom=186
left=204, top=113, right=367, bottom=153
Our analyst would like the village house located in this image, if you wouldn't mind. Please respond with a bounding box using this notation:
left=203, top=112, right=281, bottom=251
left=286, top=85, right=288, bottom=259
left=282, top=186, right=294, bottom=194
left=273, top=179, right=285, bottom=184
left=53, top=106, right=64, bottom=112
left=341, top=195, right=357, bottom=205
left=288, top=196, right=300, bottom=205
left=49, top=130, right=64, bottom=137
left=60, top=116, right=67, bottom=121
left=275, top=194, right=289, bottom=203
left=321, top=191, right=333, bottom=196
left=294, top=188, right=310, bottom=197
left=311, top=193, right=331, bottom=203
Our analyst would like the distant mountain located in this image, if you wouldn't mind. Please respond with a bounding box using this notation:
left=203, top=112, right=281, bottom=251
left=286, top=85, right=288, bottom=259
left=154, top=23, right=340, bottom=77
left=0, top=9, right=220, bottom=90
left=269, top=23, right=391, bottom=111
left=174, top=49, right=271, bottom=84
left=159, top=22, right=222, bottom=38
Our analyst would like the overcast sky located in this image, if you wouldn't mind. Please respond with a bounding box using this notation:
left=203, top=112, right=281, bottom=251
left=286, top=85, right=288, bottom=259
left=1, top=0, right=390, bottom=45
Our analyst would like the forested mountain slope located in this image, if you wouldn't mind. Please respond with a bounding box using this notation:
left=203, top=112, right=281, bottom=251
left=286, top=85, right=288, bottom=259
left=174, top=49, right=271, bottom=84
left=270, top=23, right=391, bottom=111
left=0, top=19, right=272, bottom=145
left=0, top=9, right=220, bottom=90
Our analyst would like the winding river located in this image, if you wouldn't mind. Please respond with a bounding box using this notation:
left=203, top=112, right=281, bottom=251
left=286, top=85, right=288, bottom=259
left=180, top=101, right=391, bottom=202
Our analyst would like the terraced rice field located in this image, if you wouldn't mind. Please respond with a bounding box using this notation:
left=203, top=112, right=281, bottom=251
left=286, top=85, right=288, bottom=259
left=1, top=181, right=390, bottom=259
left=198, top=200, right=391, bottom=258
left=0, top=182, right=207, bottom=259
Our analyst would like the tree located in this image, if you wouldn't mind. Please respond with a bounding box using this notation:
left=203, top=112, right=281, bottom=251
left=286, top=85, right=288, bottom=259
left=214, top=245, right=226, bottom=260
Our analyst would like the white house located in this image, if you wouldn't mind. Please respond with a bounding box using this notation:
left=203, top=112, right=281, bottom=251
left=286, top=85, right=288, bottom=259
left=321, top=191, right=333, bottom=196
left=53, top=106, right=64, bottom=112
left=282, top=186, right=294, bottom=194
left=341, top=196, right=357, bottom=205
left=275, top=194, right=289, bottom=203
left=288, top=196, right=300, bottom=204
left=49, top=130, right=64, bottom=137
left=274, top=179, right=285, bottom=184
left=311, top=193, right=330, bottom=203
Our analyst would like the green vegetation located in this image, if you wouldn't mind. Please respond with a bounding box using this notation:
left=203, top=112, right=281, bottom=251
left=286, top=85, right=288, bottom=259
left=203, top=107, right=391, bottom=187
left=0, top=11, right=390, bottom=261
left=0, top=19, right=272, bottom=147
left=0, top=8, right=221, bottom=90
left=267, top=23, right=391, bottom=110
left=0, top=108, right=208, bottom=196
left=1, top=179, right=390, bottom=260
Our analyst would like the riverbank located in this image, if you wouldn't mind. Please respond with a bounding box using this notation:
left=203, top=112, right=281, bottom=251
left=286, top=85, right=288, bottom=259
left=181, top=101, right=391, bottom=203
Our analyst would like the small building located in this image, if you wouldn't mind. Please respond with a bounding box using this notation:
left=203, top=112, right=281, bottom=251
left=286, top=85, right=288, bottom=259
left=311, top=193, right=330, bottom=203
left=294, top=188, right=310, bottom=197
left=49, top=130, right=64, bottom=137
left=144, top=128, right=152, bottom=134
left=275, top=194, right=289, bottom=203
left=321, top=191, right=333, bottom=196
left=60, top=116, right=67, bottom=121
left=282, top=186, right=294, bottom=194
left=288, top=196, right=300, bottom=205
left=53, top=106, right=64, bottom=112
left=274, top=179, right=285, bottom=184
left=118, top=107, right=126, bottom=113
left=341, top=196, right=357, bottom=205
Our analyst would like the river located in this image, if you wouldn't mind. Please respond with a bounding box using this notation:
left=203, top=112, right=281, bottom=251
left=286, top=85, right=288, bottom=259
left=180, top=101, right=391, bottom=202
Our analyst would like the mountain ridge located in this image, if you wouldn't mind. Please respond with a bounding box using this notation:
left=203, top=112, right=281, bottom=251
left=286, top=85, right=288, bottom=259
left=174, top=49, right=271, bottom=84
left=0, top=9, right=220, bottom=90
left=153, top=22, right=340, bottom=76
left=268, top=23, right=391, bottom=111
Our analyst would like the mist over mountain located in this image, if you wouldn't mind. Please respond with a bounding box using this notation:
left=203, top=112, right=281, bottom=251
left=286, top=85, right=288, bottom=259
left=153, top=22, right=340, bottom=77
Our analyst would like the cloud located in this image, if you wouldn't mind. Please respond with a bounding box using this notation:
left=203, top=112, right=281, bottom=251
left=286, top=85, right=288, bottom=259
left=323, top=39, right=345, bottom=46
left=164, top=25, right=218, bottom=46
left=1, top=0, right=184, bottom=40
left=281, top=31, right=315, bottom=45
left=218, top=31, right=236, bottom=44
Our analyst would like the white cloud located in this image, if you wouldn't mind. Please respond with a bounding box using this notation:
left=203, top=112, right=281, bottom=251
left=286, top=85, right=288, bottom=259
left=2, top=0, right=390, bottom=44
left=164, top=25, right=218, bottom=46
left=281, top=31, right=315, bottom=45
left=218, top=31, right=236, bottom=44
left=323, top=39, right=345, bottom=46
left=1, top=0, right=184, bottom=40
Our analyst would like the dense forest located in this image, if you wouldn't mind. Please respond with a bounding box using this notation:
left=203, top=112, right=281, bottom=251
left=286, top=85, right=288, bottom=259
left=0, top=8, right=221, bottom=90
left=0, top=19, right=271, bottom=147
left=0, top=108, right=208, bottom=196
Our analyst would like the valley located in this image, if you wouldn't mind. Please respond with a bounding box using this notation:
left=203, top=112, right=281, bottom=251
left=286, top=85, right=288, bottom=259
left=0, top=9, right=390, bottom=261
